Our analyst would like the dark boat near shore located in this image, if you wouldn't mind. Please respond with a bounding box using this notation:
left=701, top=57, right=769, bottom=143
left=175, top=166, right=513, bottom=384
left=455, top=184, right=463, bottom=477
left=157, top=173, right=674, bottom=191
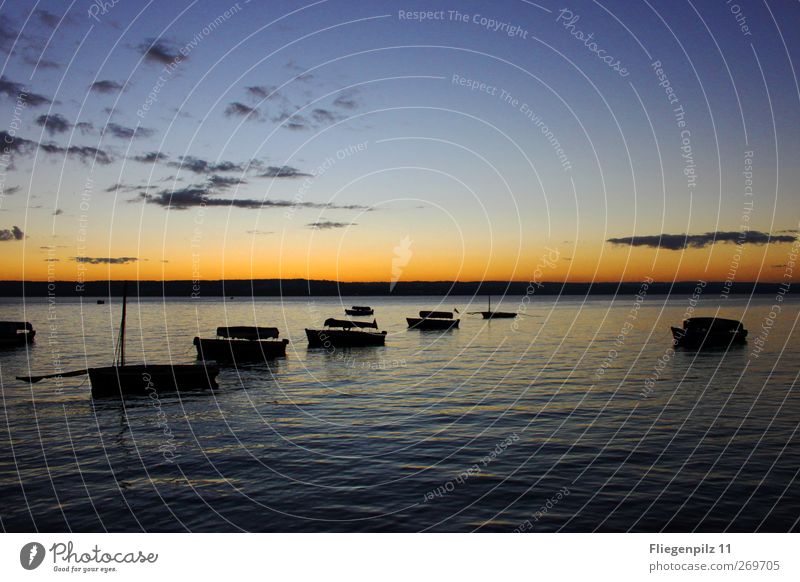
left=18, top=286, right=218, bottom=397
left=470, top=296, right=516, bottom=319
left=345, top=305, right=374, bottom=316
left=0, top=322, right=35, bottom=347
left=407, top=310, right=460, bottom=330
left=306, top=318, right=387, bottom=347
left=193, top=326, right=288, bottom=361
left=671, top=317, right=748, bottom=348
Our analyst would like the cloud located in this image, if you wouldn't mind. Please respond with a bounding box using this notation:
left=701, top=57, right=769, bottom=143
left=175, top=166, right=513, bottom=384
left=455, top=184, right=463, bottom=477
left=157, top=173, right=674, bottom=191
left=140, top=185, right=368, bottom=212
left=311, top=108, right=342, bottom=124
left=606, top=230, right=798, bottom=250
left=132, top=151, right=168, bottom=163
left=75, top=122, right=94, bottom=135
left=103, top=123, right=155, bottom=139
left=72, top=256, right=138, bottom=265
left=39, top=141, right=113, bottom=164
left=207, top=174, right=246, bottom=189
left=246, top=85, right=276, bottom=100
left=170, top=155, right=246, bottom=174
left=44, top=258, right=59, bottom=262
left=34, top=9, right=62, bottom=28
left=90, top=80, right=123, bottom=94
left=246, top=229, right=273, bottom=235
left=307, top=221, right=354, bottom=230
left=2, top=185, right=21, bottom=195
left=139, top=39, right=182, bottom=64
left=224, top=102, right=260, bottom=119
left=53, top=209, right=63, bottom=216
left=36, top=113, right=72, bottom=135
left=0, top=226, right=24, bottom=241
left=0, top=76, right=51, bottom=106
left=0, top=131, right=113, bottom=164
left=333, top=89, right=359, bottom=110
left=258, top=165, right=312, bottom=178
left=0, top=18, right=17, bottom=54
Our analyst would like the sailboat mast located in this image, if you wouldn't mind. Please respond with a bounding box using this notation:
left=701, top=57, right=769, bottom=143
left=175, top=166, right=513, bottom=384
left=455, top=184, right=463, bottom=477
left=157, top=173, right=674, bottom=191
left=115, top=283, right=128, bottom=367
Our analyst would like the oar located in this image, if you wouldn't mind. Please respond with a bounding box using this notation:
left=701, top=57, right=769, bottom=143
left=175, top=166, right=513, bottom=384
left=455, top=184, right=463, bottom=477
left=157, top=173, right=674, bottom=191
left=17, top=369, right=89, bottom=384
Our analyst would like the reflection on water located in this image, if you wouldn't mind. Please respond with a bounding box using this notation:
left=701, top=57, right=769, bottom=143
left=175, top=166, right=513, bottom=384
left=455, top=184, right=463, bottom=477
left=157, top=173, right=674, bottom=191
left=0, top=294, right=798, bottom=531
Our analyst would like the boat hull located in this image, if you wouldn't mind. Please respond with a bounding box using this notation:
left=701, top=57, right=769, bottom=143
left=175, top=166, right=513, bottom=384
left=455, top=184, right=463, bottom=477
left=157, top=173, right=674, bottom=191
left=480, top=311, right=516, bottom=319
left=0, top=331, right=35, bottom=348
left=671, top=327, right=748, bottom=348
left=305, top=328, right=386, bottom=347
left=88, top=364, right=219, bottom=398
left=345, top=309, right=374, bottom=316
left=406, top=317, right=459, bottom=330
left=193, top=337, right=288, bottom=361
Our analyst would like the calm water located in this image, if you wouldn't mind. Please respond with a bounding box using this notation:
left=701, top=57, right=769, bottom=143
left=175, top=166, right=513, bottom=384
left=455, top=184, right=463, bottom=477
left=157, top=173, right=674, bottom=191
left=0, top=293, right=798, bottom=532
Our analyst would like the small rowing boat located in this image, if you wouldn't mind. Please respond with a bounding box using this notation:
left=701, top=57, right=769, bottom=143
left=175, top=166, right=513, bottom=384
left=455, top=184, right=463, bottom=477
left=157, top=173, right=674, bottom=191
left=345, top=305, right=374, bottom=316
left=406, top=310, right=460, bottom=330
left=193, top=326, right=288, bottom=361
left=0, top=321, right=35, bottom=347
left=306, top=318, right=387, bottom=347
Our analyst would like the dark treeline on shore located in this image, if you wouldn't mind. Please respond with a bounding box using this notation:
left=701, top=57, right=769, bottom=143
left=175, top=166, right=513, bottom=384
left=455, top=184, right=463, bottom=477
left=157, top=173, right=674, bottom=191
left=0, top=279, right=789, bottom=298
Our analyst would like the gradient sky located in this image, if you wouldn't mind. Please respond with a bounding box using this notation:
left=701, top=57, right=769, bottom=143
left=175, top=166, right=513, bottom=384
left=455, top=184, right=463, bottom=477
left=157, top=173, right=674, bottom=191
left=1, top=0, right=798, bottom=283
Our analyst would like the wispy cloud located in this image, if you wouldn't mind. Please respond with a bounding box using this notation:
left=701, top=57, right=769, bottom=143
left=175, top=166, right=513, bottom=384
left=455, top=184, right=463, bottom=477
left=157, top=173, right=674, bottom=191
left=36, top=113, right=71, bottom=135
left=103, top=123, right=155, bottom=139
left=139, top=39, right=182, bottom=64
left=1, top=131, right=113, bottom=165
left=224, top=101, right=260, bottom=119
left=607, top=230, right=797, bottom=250
left=72, top=256, right=138, bottom=264
left=258, top=165, right=311, bottom=178
left=307, top=221, right=354, bottom=230
left=132, top=151, right=168, bottom=163
left=90, top=80, right=123, bottom=94
left=0, top=76, right=51, bottom=106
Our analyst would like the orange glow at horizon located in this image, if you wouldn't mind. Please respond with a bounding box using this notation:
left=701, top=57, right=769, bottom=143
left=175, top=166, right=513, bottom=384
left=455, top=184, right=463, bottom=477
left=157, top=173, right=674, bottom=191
left=3, top=237, right=798, bottom=284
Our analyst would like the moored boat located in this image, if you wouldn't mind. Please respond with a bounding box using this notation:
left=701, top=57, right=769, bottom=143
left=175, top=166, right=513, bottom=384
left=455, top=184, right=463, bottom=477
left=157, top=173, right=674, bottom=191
left=345, top=305, right=374, bottom=316
left=469, top=296, right=516, bottom=319
left=193, top=326, right=288, bottom=361
left=17, top=285, right=219, bottom=397
left=671, top=317, right=748, bottom=348
left=406, top=310, right=460, bottom=330
left=306, top=318, right=386, bottom=347
left=0, top=321, right=35, bottom=347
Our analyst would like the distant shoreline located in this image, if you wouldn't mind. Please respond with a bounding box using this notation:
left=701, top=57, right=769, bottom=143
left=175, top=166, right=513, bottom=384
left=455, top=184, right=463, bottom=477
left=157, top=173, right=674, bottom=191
left=0, top=279, right=791, bottom=297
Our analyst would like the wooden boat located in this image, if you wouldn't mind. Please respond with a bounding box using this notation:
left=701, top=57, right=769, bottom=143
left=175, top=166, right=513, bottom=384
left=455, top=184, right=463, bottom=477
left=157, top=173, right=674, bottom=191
left=469, top=296, right=516, bottom=319
left=671, top=317, right=748, bottom=348
left=407, top=310, right=460, bottom=330
left=306, top=318, right=387, bottom=347
left=345, top=305, right=374, bottom=316
left=0, top=321, right=35, bottom=347
left=18, top=285, right=219, bottom=398
left=193, top=326, right=288, bottom=361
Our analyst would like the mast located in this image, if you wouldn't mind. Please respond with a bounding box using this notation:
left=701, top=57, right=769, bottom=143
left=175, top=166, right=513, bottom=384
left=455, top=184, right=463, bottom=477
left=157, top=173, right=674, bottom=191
left=488, top=295, right=491, bottom=313
left=114, top=282, right=128, bottom=367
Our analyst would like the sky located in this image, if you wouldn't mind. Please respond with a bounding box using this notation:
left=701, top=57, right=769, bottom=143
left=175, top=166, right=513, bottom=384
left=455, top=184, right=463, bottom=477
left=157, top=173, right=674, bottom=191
left=0, top=0, right=798, bottom=284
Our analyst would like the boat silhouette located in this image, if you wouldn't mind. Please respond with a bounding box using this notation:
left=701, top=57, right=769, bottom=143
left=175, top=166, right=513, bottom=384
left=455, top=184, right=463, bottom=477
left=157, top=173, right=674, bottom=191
left=193, top=326, right=288, bottom=361
left=18, top=285, right=219, bottom=398
left=468, top=296, right=516, bottom=319
left=0, top=321, right=35, bottom=347
left=406, top=310, right=460, bottom=330
left=306, top=318, right=387, bottom=347
left=345, top=305, right=374, bottom=316
left=671, top=317, right=748, bottom=348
